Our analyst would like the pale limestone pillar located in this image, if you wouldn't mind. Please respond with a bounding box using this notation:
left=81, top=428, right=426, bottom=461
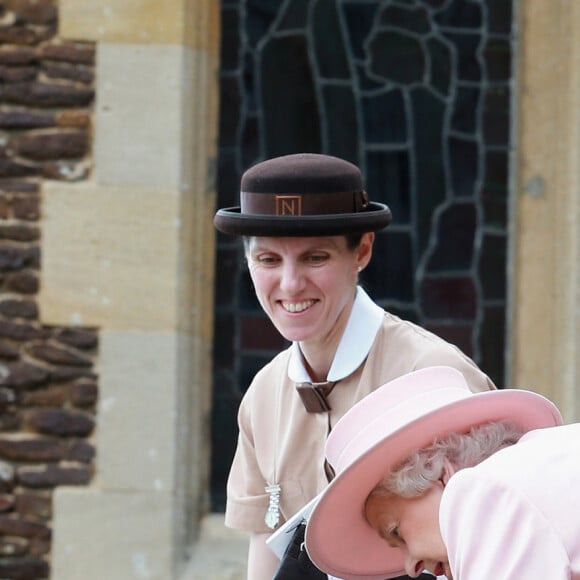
left=512, top=0, right=580, bottom=422
left=41, top=1, right=220, bottom=578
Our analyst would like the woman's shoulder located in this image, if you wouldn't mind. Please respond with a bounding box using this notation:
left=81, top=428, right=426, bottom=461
left=377, top=311, right=466, bottom=356
left=373, top=312, right=494, bottom=391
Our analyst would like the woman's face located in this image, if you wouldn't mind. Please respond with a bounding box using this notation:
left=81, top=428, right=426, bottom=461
left=246, top=233, right=373, bottom=345
left=365, top=485, right=451, bottom=579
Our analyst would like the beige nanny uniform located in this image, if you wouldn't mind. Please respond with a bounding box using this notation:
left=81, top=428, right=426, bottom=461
left=225, top=288, right=495, bottom=533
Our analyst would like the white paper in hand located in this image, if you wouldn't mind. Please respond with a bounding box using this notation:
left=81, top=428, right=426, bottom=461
left=266, top=496, right=318, bottom=559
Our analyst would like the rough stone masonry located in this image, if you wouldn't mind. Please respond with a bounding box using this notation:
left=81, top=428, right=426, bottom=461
left=0, top=0, right=97, bottom=578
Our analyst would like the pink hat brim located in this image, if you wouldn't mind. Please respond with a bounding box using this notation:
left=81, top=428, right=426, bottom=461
left=305, top=383, right=562, bottom=579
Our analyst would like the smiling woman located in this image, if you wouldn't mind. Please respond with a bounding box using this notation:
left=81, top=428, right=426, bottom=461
left=213, top=153, right=496, bottom=580
left=245, top=235, right=373, bottom=368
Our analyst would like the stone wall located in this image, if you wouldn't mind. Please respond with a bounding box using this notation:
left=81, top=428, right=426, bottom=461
left=0, top=1, right=96, bottom=578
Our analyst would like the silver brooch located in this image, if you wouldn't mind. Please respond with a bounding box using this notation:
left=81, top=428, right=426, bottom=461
left=264, top=483, right=281, bottom=529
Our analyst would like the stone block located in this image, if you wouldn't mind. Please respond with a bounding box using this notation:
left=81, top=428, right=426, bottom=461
left=0, top=435, right=65, bottom=462
left=0, top=555, right=48, bottom=578
left=0, top=361, right=48, bottom=389
left=96, top=330, right=187, bottom=491
left=2, top=81, right=94, bottom=108
left=59, top=0, right=218, bottom=50
left=5, top=271, right=39, bottom=294
left=180, top=514, right=248, bottom=580
left=27, top=343, right=92, bottom=367
left=0, top=299, right=38, bottom=319
left=16, top=129, right=89, bottom=161
left=26, top=409, right=94, bottom=437
left=52, top=487, right=179, bottom=580
left=17, top=464, right=91, bottom=488
left=39, top=182, right=183, bottom=331
left=0, top=515, right=50, bottom=539
left=94, top=43, right=188, bottom=188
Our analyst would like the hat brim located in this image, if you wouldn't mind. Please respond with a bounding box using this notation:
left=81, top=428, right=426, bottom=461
left=213, top=202, right=392, bottom=236
left=305, top=389, right=562, bottom=580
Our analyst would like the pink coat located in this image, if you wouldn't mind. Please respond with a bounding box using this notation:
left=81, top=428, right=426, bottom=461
left=441, top=423, right=580, bottom=579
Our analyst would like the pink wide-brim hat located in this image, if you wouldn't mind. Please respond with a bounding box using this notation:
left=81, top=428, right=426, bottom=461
left=305, top=366, right=563, bottom=580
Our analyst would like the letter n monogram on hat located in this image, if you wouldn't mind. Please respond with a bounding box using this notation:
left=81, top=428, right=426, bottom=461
left=276, top=195, right=302, bottom=216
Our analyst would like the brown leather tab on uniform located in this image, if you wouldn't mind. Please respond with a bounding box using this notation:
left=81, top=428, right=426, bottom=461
left=295, top=381, right=336, bottom=413
left=241, top=191, right=368, bottom=216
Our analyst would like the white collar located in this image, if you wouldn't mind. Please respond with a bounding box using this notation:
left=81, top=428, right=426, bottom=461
left=288, top=287, right=384, bottom=383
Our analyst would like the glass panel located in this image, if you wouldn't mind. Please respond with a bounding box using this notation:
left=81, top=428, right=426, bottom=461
left=343, top=2, right=379, bottom=60
left=364, top=230, right=414, bottom=301
left=483, top=86, right=510, bottom=145
left=482, top=150, right=508, bottom=226
left=279, top=0, right=309, bottom=30
left=379, top=5, right=430, bottom=33
left=261, top=35, right=321, bottom=156
left=420, top=276, right=477, bottom=320
left=219, top=76, right=241, bottom=147
left=323, top=85, right=359, bottom=162
left=485, top=38, right=512, bottom=82
left=426, top=203, right=477, bottom=272
left=451, top=85, right=480, bottom=133
left=427, top=37, right=453, bottom=97
left=435, top=0, right=482, bottom=29
left=368, top=30, right=426, bottom=84
left=362, top=90, right=407, bottom=144
left=366, top=150, right=411, bottom=222
left=313, top=0, right=351, bottom=79
left=479, top=233, right=507, bottom=300
left=449, top=136, right=479, bottom=198
left=446, top=33, right=482, bottom=81
left=411, top=88, right=446, bottom=253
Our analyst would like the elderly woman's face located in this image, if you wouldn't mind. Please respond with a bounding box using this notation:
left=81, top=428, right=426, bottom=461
left=365, top=485, right=451, bottom=579
left=246, top=234, right=373, bottom=345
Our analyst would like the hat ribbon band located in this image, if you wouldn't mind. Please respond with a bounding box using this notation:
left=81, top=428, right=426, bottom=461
left=241, top=190, right=369, bottom=217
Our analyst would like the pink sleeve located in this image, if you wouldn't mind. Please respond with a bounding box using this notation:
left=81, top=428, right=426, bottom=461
left=440, top=469, right=571, bottom=579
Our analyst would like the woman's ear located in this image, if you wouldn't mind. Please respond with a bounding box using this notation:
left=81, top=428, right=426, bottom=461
left=356, top=232, right=375, bottom=270
left=440, top=458, right=456, bottom=486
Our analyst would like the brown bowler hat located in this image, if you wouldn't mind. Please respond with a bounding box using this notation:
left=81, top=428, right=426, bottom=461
left=213, top=153, right=392, bottom=236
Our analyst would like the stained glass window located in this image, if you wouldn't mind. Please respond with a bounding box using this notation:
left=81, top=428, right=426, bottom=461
left=212, top=0, right=513, bottom=510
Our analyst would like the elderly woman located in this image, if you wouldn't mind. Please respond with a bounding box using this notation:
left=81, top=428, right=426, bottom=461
left=304, top=366, right=579, bottom=580
left=214, top=154, right=495, bottom=579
